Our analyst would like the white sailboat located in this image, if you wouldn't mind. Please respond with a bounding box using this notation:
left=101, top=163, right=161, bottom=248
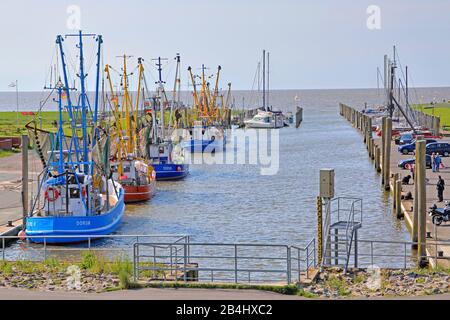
left=245, top=50, right=284, bottom=129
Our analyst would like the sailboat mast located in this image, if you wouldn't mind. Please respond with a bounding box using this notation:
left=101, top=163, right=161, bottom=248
left=262, top=49, right=266, bottom=110
left=267, top=51, right=270, bottom=111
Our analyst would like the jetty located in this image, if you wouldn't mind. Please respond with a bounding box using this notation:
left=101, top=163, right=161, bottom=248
left=340, top=103, right=450, bottom=268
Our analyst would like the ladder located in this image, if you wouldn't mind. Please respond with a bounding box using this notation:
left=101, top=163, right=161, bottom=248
left=321, top=197, right=362, bottom=273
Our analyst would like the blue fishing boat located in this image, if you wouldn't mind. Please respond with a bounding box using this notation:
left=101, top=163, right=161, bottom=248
left=153, top=163, right=189, bottom=180
left=144, top=55, right=190, bottom=180
left=180, top=122, right=226, bottom=153
left=25, top=31, right=125, bottom=244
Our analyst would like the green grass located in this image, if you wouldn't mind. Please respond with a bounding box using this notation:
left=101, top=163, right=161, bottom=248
left=413, top=102, right=450, bottom=128
left=0, top=111, right=66, bottom=137
left=0, top=150, right=16, bottom=158
left=325, top=275, right=351, bottom=296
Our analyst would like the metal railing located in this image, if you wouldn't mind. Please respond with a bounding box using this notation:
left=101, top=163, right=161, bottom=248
left=0, top=234, right=189, bottom=262
left=290, top=238, right=316, bottom=282
left=134, top=242, right=298, bottom=284
left=349, top=239, right=450, bottom=269
left=322, top=197, right=363, bottom=270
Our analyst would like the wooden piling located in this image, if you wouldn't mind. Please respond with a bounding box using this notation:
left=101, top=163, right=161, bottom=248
left=396, top=180, right=403, bottom=219
left=375, top=146, right=381, bottom=172
left=383, top=118, right=392, bottom=191
left=415, top=140, right=427, bottom=265
left=381, top=117, right=386, bottom=185
left=21, top=135, right=29, bottom=228
left=393, top=173, right=399, bottom=211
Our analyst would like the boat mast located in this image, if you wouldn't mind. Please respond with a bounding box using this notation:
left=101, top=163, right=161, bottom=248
left=135, top=58, right=145, bottom=155
left=262, top=49, right=266, bottom=111
left=77, top=31, right=90, bottom=174
left=188, top=66, right=200, bottom=116
left=267, top=51, right=270, bottom=111
left=121, top=54, right=134, bottom=155
left=169, top=54, right=181, bottom=130
left=153, top=57, right=168, bottom=140
left=93, top=35, right=103, bottom=125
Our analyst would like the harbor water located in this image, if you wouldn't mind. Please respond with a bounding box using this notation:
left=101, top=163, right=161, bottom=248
left=2, top=88, right=450, bottom=266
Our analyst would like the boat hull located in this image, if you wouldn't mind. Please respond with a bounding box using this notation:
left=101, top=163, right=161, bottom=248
left=154, top=164, right=189, bottom=181
left=181, top=139, right=225, bottom=153
left=244, top=121, right=284, bottom=129
left=123, top=181, right=156, bottom=203
left=25, top=188, right=126, bottom=244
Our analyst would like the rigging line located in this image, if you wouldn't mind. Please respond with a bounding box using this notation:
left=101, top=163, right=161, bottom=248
left=142, top=59, right=160, bottom=85
left=393, top=49, right=423, bottom=106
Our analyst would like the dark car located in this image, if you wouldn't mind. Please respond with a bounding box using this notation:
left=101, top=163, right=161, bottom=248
left=426, top=142, right=450, bottom=157
left=397, top=133, right=414, bottom=145
left=398, top=139, right=437, bottom=155
left=398, top=155, right=432, bottom=169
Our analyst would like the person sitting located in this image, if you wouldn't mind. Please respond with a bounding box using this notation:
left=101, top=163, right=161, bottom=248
left=402, top=175, right=412, bottom=185
left=403, top=191, right=413, bottom=200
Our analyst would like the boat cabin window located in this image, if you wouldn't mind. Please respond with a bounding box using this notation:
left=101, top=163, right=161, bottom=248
left=123, top=166, right=131, bottom=173
left=70, top=187, right=80, bottom=199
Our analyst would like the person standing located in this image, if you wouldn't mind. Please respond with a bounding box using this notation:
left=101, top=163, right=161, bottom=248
left=431, top=152, right=436, bottom=172
left=437, top=175, right=445, bottom=202
left=435, top=153, right=442, bottom=172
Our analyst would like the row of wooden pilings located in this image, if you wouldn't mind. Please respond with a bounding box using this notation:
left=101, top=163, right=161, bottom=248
left=405, top=104, right=441, bottom=136
left=339, top=103, right=429, bottom=266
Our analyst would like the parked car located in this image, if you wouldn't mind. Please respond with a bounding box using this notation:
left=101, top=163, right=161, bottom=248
left=398, top=155, right=432, bottom=169
left=398, top=139, right=437, bottom=155
left=398, top=133, right=414, bottom=145
left=395, top=131, right=442, bottom=145
left=426, top=142, right=450, bottom=157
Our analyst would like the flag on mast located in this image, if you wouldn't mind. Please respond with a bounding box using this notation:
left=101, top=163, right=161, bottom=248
left=9, top=81, right=16, bottom=88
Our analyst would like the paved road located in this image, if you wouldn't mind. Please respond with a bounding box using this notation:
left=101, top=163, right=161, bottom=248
left=0, top=287, right=305, bottom=300
left=0, top=151, right=39, bottom=225
left=0, top=287, right=448, bottom=300
left=386, top=139, right=450, bottom=267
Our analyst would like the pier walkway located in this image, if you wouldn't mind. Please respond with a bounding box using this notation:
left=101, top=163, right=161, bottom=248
left=383, top=139, right=450, bottom=265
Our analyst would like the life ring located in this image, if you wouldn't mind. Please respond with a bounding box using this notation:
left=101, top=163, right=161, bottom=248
left=151, top=170, right=156, bottom=181
left=44, top=187, right=60, bottom=202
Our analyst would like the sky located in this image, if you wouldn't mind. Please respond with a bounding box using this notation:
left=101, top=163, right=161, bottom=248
left=0, top=0, right=450, bottom=91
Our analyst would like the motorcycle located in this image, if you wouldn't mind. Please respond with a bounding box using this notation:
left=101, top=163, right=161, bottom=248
left=428, top=203, right=450, bottom=226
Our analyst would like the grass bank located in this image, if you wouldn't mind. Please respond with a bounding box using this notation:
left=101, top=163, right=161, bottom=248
left=412, top=102, right=450, bottom=128
left=0, top=111, right=65, bottom=137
